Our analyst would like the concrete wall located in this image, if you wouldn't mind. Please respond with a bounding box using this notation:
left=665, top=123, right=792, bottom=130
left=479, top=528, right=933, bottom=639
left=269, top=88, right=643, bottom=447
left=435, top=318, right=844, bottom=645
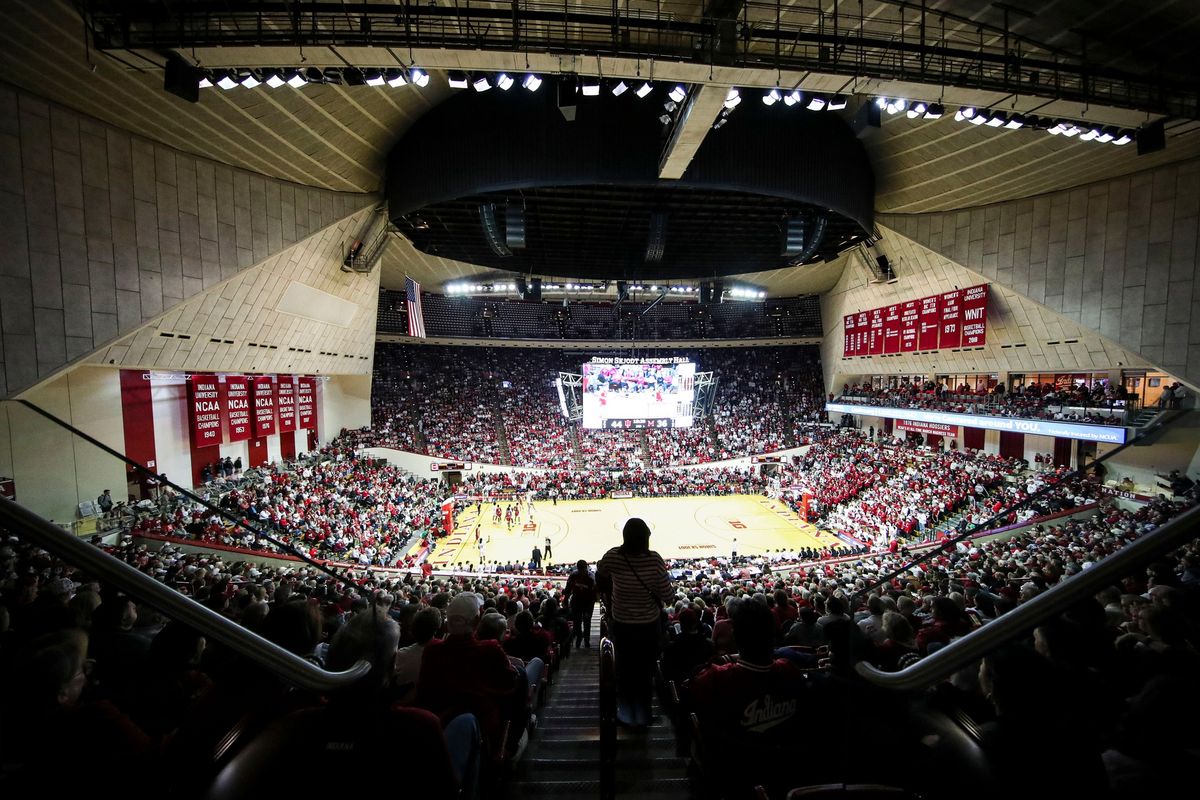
left=320, top=375, right=372, bottom=443
left=0, top=82, right=372, bottom=398
left=820, top=226, right=1150, bottom=394
left=878, top=157, right=1200, bottom=388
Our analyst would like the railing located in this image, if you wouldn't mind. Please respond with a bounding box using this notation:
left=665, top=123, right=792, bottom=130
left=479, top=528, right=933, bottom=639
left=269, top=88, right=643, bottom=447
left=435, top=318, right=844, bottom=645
left=599, top=636, right=617, bottom=800
left=0, top=398, right=374, bottom=691
left=835, top=393, right=1133, bottom=424
left=81, top=1, right=1198, bottom=118
left=856, top=503, right=1200, bottom=690
left=0, top=494, right=371, bottom=692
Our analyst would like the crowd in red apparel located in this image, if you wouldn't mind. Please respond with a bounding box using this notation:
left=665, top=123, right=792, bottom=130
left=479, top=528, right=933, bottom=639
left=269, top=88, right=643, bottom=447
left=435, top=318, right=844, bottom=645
left=644, top=425, right=720, bottom=468
left=501, top=374, right=577, bottom=470
left=814, top=445, right=1025, bottom=547
left=837, top=379, right=1132, bottom=424
left=127, top=450, right=446, bottom=568
left=460, top=465, right=771, bottom=502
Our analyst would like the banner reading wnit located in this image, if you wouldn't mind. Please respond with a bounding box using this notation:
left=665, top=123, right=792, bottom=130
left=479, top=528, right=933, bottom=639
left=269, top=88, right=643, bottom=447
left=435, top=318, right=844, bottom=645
left=895, top=419, right=959, bottom=438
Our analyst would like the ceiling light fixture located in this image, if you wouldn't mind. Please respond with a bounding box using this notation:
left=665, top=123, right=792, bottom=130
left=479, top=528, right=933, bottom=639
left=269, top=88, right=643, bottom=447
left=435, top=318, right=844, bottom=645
left=265, top=70, right=286, bottom=88
left=364, top=70, right=385, bottom=87
left=954, top=106, right=976, bottom=122
left=612, top=80, right=628, bottom=96
left=1004, top=114, right=1025, bottom=130
left=906, top=102, right=926, bottom=119
left=198, top=73, right=214, bottom=89
left=473, top=75, right=491, bottom=92
left=806, top=95, right=826, bottom=111
left=448, top=71, right=469, bottom=89
left=386, top=69, right=407, bottom=88
left=827, top=95, right=848, bottom=110
left=783, top=89, right=801, bottom=107
left=763, top=87, right=782, bottom=106
left=496, top=73, right=515, bottom=91
left=658, top=113, right=672, bottom=124
left=923, top=103, right=944, bottom=119
left=581, top=77, right=601, bottom=96
left=1113, top=131, right=1133, bottom=146
left=410, top=68, right=430, bottom=87
left=522, top=74, right=542, bottom=92
left=723, top=88, right=741, bottom=109
left=216, top=71, right=239, bottom=90
left=636, top=81, right=653, bottom=98
left=669, top=84, right=687, bottom=103
left=240, top=71, right=262, bottom=88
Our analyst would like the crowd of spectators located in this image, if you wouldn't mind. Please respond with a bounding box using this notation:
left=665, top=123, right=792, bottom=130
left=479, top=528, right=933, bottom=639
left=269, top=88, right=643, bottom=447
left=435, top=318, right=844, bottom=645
left=365, top=343, right=827, bottom=468
left=836, top=378, right=1134, bottom=424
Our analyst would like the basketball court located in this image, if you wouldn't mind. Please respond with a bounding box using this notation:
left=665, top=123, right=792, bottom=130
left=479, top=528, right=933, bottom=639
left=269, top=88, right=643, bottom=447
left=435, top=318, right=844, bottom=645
left=423, top=494, right=837, bottom=569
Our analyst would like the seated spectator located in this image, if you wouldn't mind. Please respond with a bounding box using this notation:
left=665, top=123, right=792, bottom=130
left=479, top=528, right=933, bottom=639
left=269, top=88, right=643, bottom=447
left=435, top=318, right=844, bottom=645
left=394, top=606, right=442, bottom=705
left=661, top=607, right=716, bottom=684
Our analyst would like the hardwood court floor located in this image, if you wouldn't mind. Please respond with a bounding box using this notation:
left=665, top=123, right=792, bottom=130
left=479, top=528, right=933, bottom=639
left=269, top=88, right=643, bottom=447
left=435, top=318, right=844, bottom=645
left=425, top=494, right=836, bottom=569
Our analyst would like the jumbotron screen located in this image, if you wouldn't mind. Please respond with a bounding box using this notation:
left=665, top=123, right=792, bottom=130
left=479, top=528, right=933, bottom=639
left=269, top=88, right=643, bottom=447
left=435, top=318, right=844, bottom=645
left=581, top=358, right=696, bottom=429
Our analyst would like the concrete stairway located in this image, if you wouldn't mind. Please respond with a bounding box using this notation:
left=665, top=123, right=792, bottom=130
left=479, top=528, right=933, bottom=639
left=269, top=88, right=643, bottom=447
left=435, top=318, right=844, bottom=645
left=504, top=608, right=692, bottom=799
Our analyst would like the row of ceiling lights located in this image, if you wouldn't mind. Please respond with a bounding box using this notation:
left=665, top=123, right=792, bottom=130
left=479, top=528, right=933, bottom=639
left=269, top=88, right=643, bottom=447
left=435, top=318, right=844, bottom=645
left=876, top=96, right=1135, bottom=145
left=200, top=66, right=431, bottom=89
left=443, top=281, right=771, bottom=299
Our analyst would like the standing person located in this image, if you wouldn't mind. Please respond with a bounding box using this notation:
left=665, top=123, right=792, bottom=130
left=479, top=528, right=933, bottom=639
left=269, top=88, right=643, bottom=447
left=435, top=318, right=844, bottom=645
left=564, top=560, right=597, bottom=648
left=544, top=536, right=553, bottom=562
left=531, top=546, right=542, bottom=570
left=597, top=518, right=673, bottom=728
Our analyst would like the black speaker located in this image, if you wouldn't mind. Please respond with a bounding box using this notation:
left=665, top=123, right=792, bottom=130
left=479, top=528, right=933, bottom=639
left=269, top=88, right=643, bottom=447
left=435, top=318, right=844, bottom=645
left=876, top=254, right=890, bottom=272
left=505, top=206, right=525, bottom=249
left=529, top=277, right=542, bottom=300
left=853, top=100, right=881, bottom=138
left=557, top=78, right=577, bottom=122
left=782, top=217, right=807, bottom=256
left=1137, top=120, right=1165, bottom=156
left=616, top=281, right=628, bottom=300
left=164, top=56, right=201, bottom=103
left=516, top=277, right=528, bottom=298
left=699, top=283, right=712, bottom=304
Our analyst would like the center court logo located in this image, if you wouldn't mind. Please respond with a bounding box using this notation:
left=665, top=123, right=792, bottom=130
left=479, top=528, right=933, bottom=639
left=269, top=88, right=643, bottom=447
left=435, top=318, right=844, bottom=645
left=741, top=694, right=798, bottom=732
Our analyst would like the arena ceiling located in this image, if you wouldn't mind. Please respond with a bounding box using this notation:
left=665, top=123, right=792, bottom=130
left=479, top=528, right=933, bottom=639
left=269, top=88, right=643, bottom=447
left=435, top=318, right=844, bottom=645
left=2, top=0, right=1199, bottom=294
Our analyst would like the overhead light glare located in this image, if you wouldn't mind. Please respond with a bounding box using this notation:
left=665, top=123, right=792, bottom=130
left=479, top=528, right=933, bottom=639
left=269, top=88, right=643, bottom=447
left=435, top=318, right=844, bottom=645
left=827, top=95, right=847, bottom=110
left=522, top=74, right=542, bottom=92
left=875, top=97, right=887, bottom=108
left=636, top=81, right=653, bottom=98
left=216, top=72, right=239, bottom=90
left=448, top=71, right=469, bottom=89
left=763, top=87, right=782, bottom=106
left=365, top=71, right=385, bottom=87
left=240, top=72, right=261, bottom=88
left=723, top=88, right=741, bottom=109
left=658, top=113, right=672, bottom=124
left=496, top=73, right=515, bottom=91
left=198, top=75, right=213, bottom=89
left=612, top=80, right=628, bottom=96
left=807, top=95, right=826, bottom=111
left=1079, top=128, right=1100, bottom=141
left=1113, top=131, right=1133, bottom=146
left=473, top=75, right=491, bottom=92
left=1004, top=114, right=1025, bottom=130
left=906, top=102, right=926, bottom=118
left=286, top=71, right=308, bottom=88
left=581, top=78, right=600, bottom=96
left=385, top=69, right=407, bottom=88
left=410, top=68, right=430, bottom=87
left=265, top=71, right=286, bottom=89
left=669, top=84, right=686, bottom=103
left=784, top=90, right=801, bottom=107
left=923, top=103, right=944, bottom=119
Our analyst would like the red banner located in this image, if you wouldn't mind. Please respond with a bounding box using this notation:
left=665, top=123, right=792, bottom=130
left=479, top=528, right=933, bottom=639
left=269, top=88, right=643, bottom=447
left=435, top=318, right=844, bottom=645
left=276, top=376, right=297, bottom=433
left=252, top=377, right=276, bottom=438
left=843, top=314, right=857, bottom=357
left=222, top=377, right=252, bottom=442
left=918, top=295, right=940, bottom=350
left=900, top=300, right=919, bottom=352
left=296, top=377, right=317, bottom=430
left=868, top=308, right=885, bottom=355
left=939, top=288, right=963, bottom=348
left=186, top=374, right=223, bottom=448
left=961, top=284, right=989, bottom=346
left=843, top=286, right=986, bottom=356
left=895, top=419, right=960, bottom=438
left=799, top=493, right=811, bottom=522
left=883, top=303, right=901, bottom=354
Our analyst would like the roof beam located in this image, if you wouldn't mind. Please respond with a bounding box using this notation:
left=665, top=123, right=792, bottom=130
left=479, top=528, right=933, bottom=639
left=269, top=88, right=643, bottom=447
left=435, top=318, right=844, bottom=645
left=658, top=85, right=727, bottom=180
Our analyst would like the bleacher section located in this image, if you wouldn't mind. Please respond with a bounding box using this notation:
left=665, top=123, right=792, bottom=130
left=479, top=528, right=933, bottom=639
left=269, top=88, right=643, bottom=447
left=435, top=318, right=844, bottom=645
left=377, top=291, right=823, bottom=340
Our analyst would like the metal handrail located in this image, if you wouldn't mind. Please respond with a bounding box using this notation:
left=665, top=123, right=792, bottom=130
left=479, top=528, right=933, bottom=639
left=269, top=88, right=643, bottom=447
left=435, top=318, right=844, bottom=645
left=7, top=399, right=360, bottom=589
left=0, top=494, right=372, bottom=692
left=855, top=503, right=1200, bottom=691
left=598, top=636, right=617, bottom=800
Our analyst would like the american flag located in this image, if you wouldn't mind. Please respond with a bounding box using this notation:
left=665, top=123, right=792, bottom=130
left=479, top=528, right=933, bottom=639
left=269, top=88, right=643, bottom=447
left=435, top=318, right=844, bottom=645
left=405, top=276, right=427, bottom=339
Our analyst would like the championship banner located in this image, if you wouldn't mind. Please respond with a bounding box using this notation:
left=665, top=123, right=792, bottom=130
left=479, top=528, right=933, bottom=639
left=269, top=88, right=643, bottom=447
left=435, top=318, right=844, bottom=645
left=222, top=376, right=252, bottom=442
left=441, top=498, right=455, bottom=535
left=895, top=419, right=959, bottom=438
left=900, top=300, right=919, bottom=352
left=918, top=295, right=940, bottom=350
left=939, top=288, right=963, bottom=348
left=868, top=308, right=885, bottom=355
left=843, top=314, right=857, bottom=357
left=296, top=376, right=316, bottom=430
left=186, top=374, right=223, bottom=448
left=276, top=376, right=297, bottom=433
left=961, top=284, right=989, bottom=346
left=251, top=377, right=276, bottom=438
left=883, top=303, right=902, bottom=354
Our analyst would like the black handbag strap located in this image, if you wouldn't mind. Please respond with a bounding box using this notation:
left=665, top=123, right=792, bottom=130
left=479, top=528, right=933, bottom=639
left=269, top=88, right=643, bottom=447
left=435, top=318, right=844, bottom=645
left=621, top=552, right=662, bottom=608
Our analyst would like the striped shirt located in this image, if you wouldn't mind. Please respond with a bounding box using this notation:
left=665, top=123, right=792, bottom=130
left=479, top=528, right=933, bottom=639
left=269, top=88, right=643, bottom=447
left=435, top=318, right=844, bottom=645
left=597, top=547, right=674, bottom=624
